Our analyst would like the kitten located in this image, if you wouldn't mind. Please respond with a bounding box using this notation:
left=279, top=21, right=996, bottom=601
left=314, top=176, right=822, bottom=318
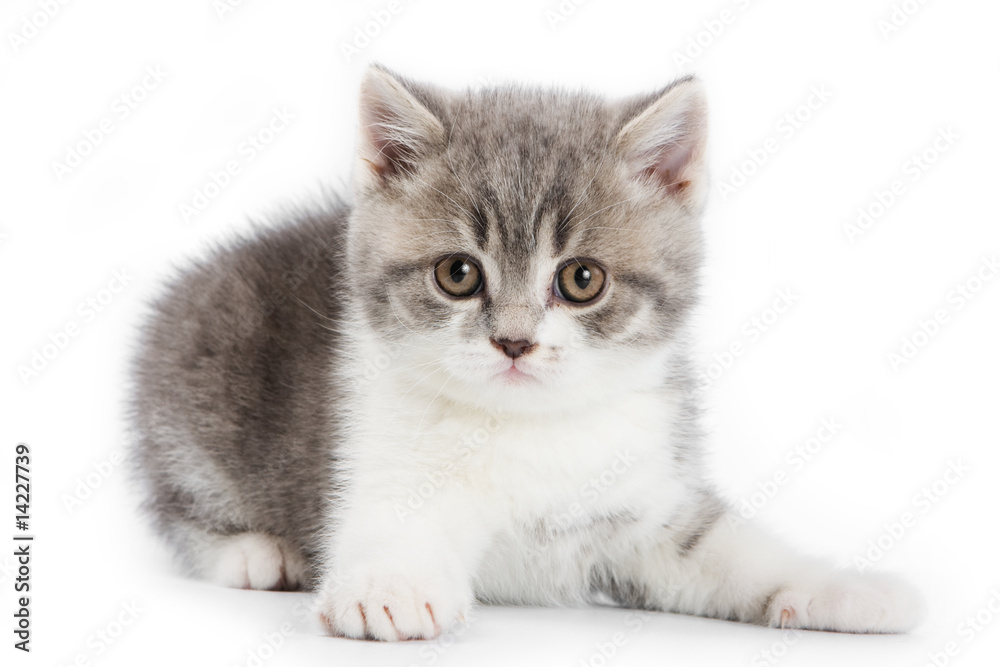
left=129, top=64, right=924, bottom=640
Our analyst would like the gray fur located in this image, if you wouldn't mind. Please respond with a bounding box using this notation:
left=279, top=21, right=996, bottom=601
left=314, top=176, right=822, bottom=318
left=130, top=68, right=712, bottom=590
left=129, top=206, right=348, bottom=586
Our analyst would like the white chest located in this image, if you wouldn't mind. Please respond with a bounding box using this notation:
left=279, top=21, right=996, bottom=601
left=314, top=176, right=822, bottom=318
left=351, top=380, right=687, bottom=533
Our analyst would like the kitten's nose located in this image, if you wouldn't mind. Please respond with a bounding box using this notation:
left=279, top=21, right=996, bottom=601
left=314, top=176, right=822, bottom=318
left=490, top=338, right=537, bottom=359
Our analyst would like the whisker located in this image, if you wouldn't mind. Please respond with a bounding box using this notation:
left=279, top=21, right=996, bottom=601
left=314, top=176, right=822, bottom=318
left=387, top=361, right=448, bottom=423
left=414, top=372, right=454, bottom=438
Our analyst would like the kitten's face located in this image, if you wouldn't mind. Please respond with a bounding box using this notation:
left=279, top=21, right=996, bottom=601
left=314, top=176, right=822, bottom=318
left=347, top=68, right=708, bottom=413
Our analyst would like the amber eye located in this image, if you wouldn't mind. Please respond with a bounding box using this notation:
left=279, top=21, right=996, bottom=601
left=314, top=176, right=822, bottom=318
left=555, top=260, right=606, bottom=303
left=434, top=256, right=483, bottom=297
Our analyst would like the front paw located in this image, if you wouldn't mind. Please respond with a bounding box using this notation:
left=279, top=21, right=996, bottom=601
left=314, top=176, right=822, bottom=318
left=316, top=568, right=471, bottom=641
left=765, top=571, right=926, bottom=633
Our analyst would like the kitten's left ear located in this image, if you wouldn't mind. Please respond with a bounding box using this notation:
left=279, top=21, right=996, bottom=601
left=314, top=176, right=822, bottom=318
left=616, top=77, right=708, bottom=207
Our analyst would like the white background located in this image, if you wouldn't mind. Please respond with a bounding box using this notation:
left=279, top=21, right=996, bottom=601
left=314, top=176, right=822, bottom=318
left=2, top=0, right=999, bottom=666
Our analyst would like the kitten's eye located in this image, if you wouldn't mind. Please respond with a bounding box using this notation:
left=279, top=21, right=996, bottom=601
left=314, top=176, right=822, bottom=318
left=434, top=256, right=483, bottom=297
left=555, top=260, right=606, bottom=304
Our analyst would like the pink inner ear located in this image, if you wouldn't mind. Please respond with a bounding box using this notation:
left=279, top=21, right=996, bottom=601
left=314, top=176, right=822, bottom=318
left=642, top=141, right=694, bottom=197
left=361, top=105, right=409, bottom=179
left=366, top=127, right=400, bottom=179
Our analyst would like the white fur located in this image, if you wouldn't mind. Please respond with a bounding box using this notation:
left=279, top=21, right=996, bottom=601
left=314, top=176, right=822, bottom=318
left=313, top=307, right=924, bottom=640
left=204, top=533, right=309, bottom=591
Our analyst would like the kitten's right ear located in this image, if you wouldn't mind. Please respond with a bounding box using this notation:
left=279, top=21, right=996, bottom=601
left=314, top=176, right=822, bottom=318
left=356, top=65, right=446, bottom=186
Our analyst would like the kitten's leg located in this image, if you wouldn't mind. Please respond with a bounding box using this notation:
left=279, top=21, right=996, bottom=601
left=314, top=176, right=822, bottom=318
left=315, top=488, right=489, bottom=641
left=192, top=532, right=310, bottom=591
left=601, top=495, right=925, bottom=633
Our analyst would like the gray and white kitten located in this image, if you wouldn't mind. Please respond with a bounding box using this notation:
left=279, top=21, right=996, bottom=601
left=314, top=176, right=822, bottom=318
left=130, top=65, right=923, bottom=640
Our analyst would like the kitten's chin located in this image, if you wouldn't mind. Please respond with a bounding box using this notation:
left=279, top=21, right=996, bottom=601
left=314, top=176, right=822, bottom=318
left=439, top=365, right=639, bottom=416
left=447, top=381, right=571, bottom=415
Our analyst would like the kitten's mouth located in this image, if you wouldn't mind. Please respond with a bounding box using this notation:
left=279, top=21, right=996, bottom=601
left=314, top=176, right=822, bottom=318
left=498, top=362, right=536, bottom=384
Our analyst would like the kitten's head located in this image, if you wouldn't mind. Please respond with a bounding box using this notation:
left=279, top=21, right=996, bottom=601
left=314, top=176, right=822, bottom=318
left=346, top=65, right=707, bottom=414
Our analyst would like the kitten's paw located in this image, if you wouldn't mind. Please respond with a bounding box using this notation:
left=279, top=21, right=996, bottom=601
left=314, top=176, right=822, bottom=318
left=765, top=571, right=925, bottom=633
left=316, top=568, right=471, bottom=641
left=207, top=533, right=309, bottom=591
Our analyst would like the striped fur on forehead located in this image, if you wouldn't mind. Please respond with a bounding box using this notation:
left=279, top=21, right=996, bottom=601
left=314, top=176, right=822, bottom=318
left=348, top=68, right=706, bottom=346
left=439, top=88, right=611, bottom=256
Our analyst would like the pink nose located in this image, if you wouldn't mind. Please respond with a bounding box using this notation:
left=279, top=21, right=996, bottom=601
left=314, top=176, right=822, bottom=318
left=490, top=338, right=537, bottom=359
